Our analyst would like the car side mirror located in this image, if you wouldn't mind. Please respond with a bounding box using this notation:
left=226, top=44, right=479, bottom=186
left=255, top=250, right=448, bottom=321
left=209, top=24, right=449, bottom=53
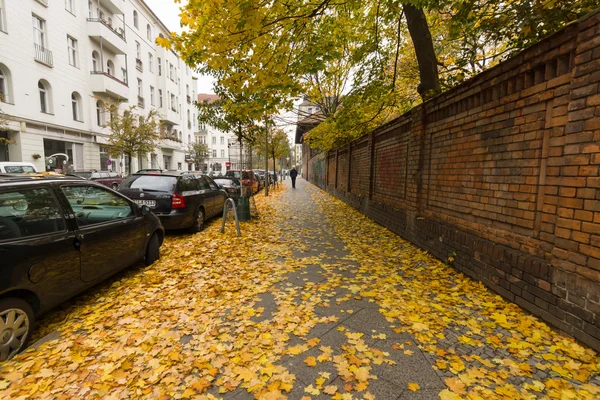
left=140, top=205, right=151, bottom=215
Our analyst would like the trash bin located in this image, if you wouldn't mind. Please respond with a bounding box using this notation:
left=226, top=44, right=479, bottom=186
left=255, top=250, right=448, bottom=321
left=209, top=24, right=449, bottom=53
left=236, top=193, right=251, bottom=222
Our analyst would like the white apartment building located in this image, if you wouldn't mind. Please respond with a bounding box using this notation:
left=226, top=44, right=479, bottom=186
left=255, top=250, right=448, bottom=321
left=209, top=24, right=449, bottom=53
left=0, top=0, right=198, bottom=174
left=195, top=93, right=239, bottom=174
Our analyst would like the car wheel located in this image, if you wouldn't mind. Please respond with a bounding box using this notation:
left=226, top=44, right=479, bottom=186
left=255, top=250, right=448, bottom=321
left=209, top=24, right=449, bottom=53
left=0, top=298, right=34, bottom=362
left=144, top=233, right=160, bottom=266
left=188, top=207, right=205, bottom=233
left=111, top=183, right=119, bottom=190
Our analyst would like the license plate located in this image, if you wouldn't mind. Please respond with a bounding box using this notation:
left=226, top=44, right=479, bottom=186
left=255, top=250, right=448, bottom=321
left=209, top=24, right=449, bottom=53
left=134, top=199, right=156, bottom=207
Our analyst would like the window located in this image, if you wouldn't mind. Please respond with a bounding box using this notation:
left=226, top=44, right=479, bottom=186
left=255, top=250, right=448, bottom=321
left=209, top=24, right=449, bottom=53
left=137, top=79, right=142, bottom=97
left=148, top=53, right=153, bottom=72
left=158, top=57, right=161, bottom=76
left=178, top=78, right=181, bottom=94
left=170, top=94, right=176, bottom=111
left=169, top=63, right=174, bottom=80
left=187, top=110, right=190, bottom=123
left=61, top=186, right=133, bottom=226
left=67, top=36, right=78, bottom=67
left=186, top=84, right=189, bottom=96
left=146, top=24, right=152, bottom=40
left=220, top=136, right=224, bottom=145
left=96, top=100, right=104, bottom=125
left=38, top=80, right=51, bottom=114
left=212, top=137, right=216, bottom=145
left=133, top=10, right=138, bottom=29
left=65, top=0, right=75, bottom=14
left=88, top=1, right=92, bottom=18
left=0, top=0, right=7, bottom=33
left=150, top=86, right=155, bottom=106
left=0, top=189, right=67, bottom=242
left=135, top=42, right=141, bottom=59
left=106, top=60, right=114, bottom=76
left=158, top=89, right=163, bottom=107
left=92, top=51, right=100, bottom=72
left=193, top=114, right=196, bottom=127
left=221, top=150, right=224, bottom=158
left=121, top=68, right=127, bottom=84
left=212, top=150, right=217, bottom=158
left=188, top=134, right=191, bottom=143
left=0, top=64, right=12, bottom=104
left=71, top=92, right=82, bottom=121
left=32, top=15, right=46, bottom=48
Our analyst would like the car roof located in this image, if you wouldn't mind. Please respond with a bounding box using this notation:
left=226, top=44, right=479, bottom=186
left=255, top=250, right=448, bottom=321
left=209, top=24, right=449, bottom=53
left=0, top=173, right=86, bottom=184
left=132, top=170, right=199, bottom=177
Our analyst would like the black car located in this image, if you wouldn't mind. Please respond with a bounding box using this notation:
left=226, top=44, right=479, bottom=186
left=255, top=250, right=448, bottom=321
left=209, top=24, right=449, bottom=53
left=119, top=171, right=228, bottom=233
left=0, top=174, right=164, bottom=361
left=213, top=177, right=242, bottom=200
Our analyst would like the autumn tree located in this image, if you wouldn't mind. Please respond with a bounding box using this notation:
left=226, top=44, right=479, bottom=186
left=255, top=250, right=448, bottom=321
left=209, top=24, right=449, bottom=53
left=103, top=104, right=161, bottom=175
left=188, top=142, right=209, bottom=167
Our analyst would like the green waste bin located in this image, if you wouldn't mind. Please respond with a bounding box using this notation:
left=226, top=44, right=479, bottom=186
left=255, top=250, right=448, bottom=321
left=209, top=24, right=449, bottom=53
left=237, top=196, right=251, bottom=222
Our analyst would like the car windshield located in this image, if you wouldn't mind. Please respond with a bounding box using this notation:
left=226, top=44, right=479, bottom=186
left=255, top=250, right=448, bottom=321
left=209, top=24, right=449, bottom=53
left=74, top=172, right=92, bottom=179
left=226, top=171, right=250, bottom=179
left=121, top=175, right=177, bottom=192
left=4, top=166, right=36, bottom=173
left=214, top=178, right=238, bottom=186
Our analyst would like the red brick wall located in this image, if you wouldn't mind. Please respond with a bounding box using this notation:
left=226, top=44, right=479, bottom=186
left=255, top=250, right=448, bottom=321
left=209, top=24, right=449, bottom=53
left=304, top=11, right=600, bottom=351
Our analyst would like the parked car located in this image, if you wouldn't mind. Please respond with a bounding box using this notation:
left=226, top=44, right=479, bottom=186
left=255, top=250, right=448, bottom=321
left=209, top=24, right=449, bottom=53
left=73, top=171, right=123, bottom=190
left=213, top=177, right=242, bottom=200
left=253, top=170, right=265, bottom=191
left=225, top=170, right=259, bottom=194
left=0, top=162, right=37, bottom=173
left=0, top=173, right=164, bottom=361
left=118, top=171, right=227, bottom=232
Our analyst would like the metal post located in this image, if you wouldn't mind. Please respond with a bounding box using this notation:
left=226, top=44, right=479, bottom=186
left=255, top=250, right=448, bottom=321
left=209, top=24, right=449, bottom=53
left=264, top=117, right=269, bottom=196
left=221, top=198, right=241, bottom=236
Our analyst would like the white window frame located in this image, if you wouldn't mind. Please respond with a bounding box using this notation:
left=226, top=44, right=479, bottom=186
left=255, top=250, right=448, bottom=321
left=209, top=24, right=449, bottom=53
left=133, top=10, right=138, bottom=29
left=137, top=78, right=142, bottom=97
left=67, top=35, right=78, bottom=67
left=0, top=0, right=7, bottom=33
left=0, top=66, right=10, bottom=104
left=148, top=53, right=153, bottom=73
left=135, top=41, right=141, bottom=60
left=32, top=15, right=46, bottom=48
left=158, top=57, right=161, bottom=76
left=38, top=81, right=49, bottom=114
left=146, top=24, right=152, bottom=41
left=71, top=92, right=82, bottom=122
left=158, top=89, right=163, bottom=108
left=65, top=0, right=75, bottom=15
left=150, top=86, right=155, bottom=106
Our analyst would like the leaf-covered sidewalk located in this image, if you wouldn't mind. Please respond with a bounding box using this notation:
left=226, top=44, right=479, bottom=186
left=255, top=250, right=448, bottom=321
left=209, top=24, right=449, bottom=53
left=0, top=179, right=599, bottom=399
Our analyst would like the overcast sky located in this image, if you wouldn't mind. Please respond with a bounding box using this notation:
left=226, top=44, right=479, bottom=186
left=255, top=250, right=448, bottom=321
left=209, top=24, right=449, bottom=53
left=144, top=0, right=215, bottom=94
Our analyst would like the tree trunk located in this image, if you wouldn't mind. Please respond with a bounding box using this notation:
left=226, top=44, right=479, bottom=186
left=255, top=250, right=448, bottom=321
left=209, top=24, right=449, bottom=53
left=402, top=4, right=440, bottom=100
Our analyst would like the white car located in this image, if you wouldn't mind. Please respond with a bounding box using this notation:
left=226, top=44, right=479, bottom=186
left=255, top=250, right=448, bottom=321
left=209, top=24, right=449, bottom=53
left=0, top=162, right=38, bottom=173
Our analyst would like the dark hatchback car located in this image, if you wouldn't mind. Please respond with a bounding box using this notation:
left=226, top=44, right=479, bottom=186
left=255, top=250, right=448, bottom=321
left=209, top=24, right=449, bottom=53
left=119, top=171, right=228, bottom=233
left=213, top=177, right=242, bottom=200
left=0, top=174, right=164, bottom=361
left=73, top=171, right=123, bottom=190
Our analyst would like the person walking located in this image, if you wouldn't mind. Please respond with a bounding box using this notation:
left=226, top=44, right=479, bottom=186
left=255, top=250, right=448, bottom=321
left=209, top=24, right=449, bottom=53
left=290, top=167, right=298, bottom=189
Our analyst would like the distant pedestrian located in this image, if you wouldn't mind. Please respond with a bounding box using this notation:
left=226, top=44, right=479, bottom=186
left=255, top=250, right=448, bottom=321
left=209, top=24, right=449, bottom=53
left=290, top=167, right=298, bottom=189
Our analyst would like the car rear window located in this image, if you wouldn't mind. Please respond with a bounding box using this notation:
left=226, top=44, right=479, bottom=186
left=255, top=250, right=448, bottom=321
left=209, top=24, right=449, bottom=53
left=226, top=171, right=251, bottom=179
left=4, top=166, right=36, bottom=173
left=121, top=175, right=178, bottom=192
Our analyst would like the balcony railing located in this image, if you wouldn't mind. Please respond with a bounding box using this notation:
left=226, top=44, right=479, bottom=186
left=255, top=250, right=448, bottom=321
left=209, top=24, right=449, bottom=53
left=90, top=71, right=128, bottom=86
left=136, top=59, right=143, bottom=72
left=34, top=44, right=53, bottom=67
left=138, top=96, right=145, bottom=108
left=86, top=18, right=125, bottom=41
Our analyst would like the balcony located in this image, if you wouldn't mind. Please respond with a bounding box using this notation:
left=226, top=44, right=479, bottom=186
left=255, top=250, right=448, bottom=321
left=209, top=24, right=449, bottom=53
left=99, top=0, right=124, bottom=14
left=34, top=44, right=53, bottom=67
left=87, top=19, right=127, bottom=54
left=136, top=59, right=143, bottom=72
left=138, top=96, right=145, bottom=108
left=160, top=107, right=180, bottom=126
left=90, top=71, right=129, bottom=100
left=160, top=136, right=182, bottom=150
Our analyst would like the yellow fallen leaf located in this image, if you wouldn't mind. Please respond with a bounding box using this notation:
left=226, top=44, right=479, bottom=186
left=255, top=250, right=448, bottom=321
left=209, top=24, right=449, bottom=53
left=407, top=382, right=420, bottom=392
left=323, top=385, right=338, bottom=395
left=304, top=357, right=317, bottom=367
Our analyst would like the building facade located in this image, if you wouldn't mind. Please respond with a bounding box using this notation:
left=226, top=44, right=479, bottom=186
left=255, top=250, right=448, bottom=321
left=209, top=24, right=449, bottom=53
left=0, top=0, right=197, bottom=174
left=195, top=93, right=240, bottom=174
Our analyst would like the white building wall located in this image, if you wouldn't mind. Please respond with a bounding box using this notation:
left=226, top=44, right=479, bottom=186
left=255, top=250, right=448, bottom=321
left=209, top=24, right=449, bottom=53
left=0, top=0, right=197, bottom=174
